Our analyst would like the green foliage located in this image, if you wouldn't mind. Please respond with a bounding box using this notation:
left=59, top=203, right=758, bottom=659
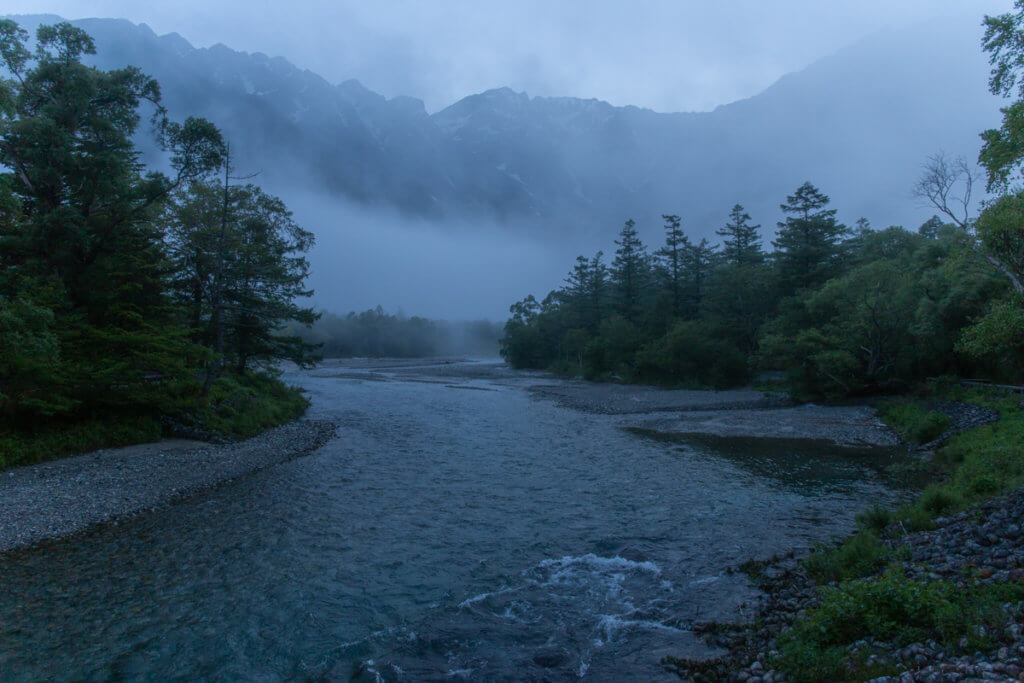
left=982, top=3, right=1024, bottom=190
left=804, top=530, right=893, bottom=584
left=0, top=20, right=222, bottom=421
left=0, top=20, right=314, bottom=462
left=772, top=182, right=848, bottom=295
left=856, top=504, right=895, bottom=534
left=585, top=315, right=641, bottom=378
left=957, top=297, right=1024, bottom=363
left=612, top=219, right=649, bottom=324
left=501, top=185, right=1010, bottom=394
left=876, top=399, right=951, bottom=444
left=776, top=569, right=1024, bottom=682
left=0, top=415, right=162, bottom=469
left=634, top=320, right=750, bottom=388
left=165, top=179, right=320, bottom=383
left=196, top=373, right=308, bottom=439
left=717, top=204, right=764, bottom=266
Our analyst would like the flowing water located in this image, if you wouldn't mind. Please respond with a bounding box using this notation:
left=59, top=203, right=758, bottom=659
left=0, top=359, right=904, bottom=681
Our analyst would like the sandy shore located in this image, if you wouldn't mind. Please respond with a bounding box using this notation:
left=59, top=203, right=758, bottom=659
left=0, top=419, right=337, bottom=554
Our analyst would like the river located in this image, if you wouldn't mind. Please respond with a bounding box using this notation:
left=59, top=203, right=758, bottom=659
left=0, top=359, right=903, bottom=681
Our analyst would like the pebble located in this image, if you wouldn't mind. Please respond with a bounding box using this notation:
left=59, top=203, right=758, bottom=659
left=0, top=419, right=338, bottom=553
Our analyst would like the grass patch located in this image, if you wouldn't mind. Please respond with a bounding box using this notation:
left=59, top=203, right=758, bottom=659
left=887, top=388, right=1022, bottom=528
left=0, top=414, right=163, bottom=469
left=775, top=568, right=1024, bottom=682
left=876, top=399, right=950, bottom=445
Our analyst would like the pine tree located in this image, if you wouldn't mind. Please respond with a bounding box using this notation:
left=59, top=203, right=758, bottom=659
left=716, top=204, right=763, bottom=266
left=612, top=219, right=648, bottom=324
left=0, top=20, right=223, bottom=418
left=682, top=238, right=717, bottom=317
left=772, top=182, right=848, bottom=294
left=165, top=179, right=319, bottom=379
left=656, top=214, right=690, bottom=316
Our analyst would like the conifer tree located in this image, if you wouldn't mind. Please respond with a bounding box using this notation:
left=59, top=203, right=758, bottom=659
left=682, top=238, right=717, bottom=317
left=656, top=214, right=690, bottom=316
left=772, top=182, right=848, bottom=294
left=612, top=219, right=648, bottom=324
left=716, top=204, right=763, bottom=266
left=0, top=20, right=223, bottom=417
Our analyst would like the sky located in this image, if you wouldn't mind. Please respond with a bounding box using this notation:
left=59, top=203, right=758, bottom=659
left=4, top=0, right=1016, bottom=112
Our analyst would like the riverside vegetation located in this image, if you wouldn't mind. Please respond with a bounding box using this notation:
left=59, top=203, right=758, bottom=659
left=499, top=4, right=1024, bottom=681
left=0, top=20, right=319, bottom=468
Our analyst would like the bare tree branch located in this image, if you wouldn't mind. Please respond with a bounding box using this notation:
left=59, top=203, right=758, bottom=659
left=913, top=152, right=976, bottom=230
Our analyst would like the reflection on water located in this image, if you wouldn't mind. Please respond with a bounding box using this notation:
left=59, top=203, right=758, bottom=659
left=0, top=360, right=904, bottom=681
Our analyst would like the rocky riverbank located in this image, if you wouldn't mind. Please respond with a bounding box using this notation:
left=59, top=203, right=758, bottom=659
left=0, top=419, right=337, bottom=554
left=665, top=485, right=1024, bottom=682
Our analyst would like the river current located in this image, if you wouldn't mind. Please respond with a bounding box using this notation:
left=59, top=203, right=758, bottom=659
left=0, top=359, right=902, bottom=681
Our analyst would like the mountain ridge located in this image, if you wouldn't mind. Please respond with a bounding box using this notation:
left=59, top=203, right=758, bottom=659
left=3, top=13, right=1001, bottom=242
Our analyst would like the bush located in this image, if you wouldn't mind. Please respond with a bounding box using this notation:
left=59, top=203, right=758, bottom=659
left=856, top=504, right=894, bottom=534
left=196, top=372, right=308, bottom=439
left=804, top=530, right=893, bottom=584
left=776, top=569, right=1024, bottom=682
left=876, top=399, right=950, bottom=444
left=634, top=320, right=751, bottom=388
left=0, top=414, right=163, bottom=469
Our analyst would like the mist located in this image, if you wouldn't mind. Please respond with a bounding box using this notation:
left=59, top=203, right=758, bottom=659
left=288, top=194, right=573, bottom=320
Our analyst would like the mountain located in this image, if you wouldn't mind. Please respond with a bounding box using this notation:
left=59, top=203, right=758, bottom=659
left=6, top=14, right=1002, bottom=241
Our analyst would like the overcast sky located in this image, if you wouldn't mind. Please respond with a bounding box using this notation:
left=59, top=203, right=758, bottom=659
left=5, top=1, right=1015, bottom=111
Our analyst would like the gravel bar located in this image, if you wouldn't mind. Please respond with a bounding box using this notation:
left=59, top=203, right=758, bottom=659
left=0, top=419, right=338, bottom=554
left=632, top=404, right=901, bottom=448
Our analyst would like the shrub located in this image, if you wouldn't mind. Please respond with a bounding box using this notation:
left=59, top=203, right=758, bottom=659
left=776, top=569, right=1024, bottom=682
left=804, top=530, right=893, bottom=584
left=0, top=414, right=163, bottom=469
left=876, top=399, right=950, bottom=444
left=634, top=320, right=751, bottom=388
left=196, top=372, right=308, bottom=439
left=856, top=504, right=894, bottom=534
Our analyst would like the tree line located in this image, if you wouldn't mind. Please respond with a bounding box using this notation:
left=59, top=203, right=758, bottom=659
left=0, top=20, right=317, bottom=451
left=504, top=6, right=1024, bottom=400
left=501, top=174, right=1024, bottom=398
left=283, top=307, right=501, bottom=359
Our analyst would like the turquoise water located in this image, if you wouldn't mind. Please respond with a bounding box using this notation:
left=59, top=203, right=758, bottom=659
left=0, top=360, right=901, bottom=680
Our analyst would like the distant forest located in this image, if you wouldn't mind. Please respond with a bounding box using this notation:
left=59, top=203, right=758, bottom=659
left=501, top=169, right=1024, bottom=398
left=287, top=308, right=501, bottom=359
left=499, top=0, right=1024, bottom=400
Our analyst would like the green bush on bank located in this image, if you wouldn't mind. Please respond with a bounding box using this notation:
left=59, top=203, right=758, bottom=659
left=885, top=389, right=1023, bottom=529
left=804, top=530, right=895, bottom=584
left=774, top=388, right=1024, bottom=681
left=876, top=399, right=950, bottom=444
left=0, top=414, right=163, bottom=469
left=0, top=373, right=308, bottom=470
left=776, top=569, right=1024, bottom=682
left=197, top=373, right=309, bottom=439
